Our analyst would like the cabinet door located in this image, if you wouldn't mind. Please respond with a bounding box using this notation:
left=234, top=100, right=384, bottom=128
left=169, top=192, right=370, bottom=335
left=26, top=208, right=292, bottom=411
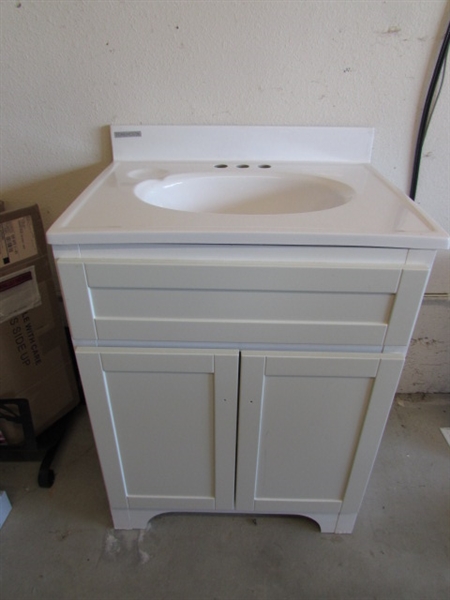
left=235, top=351, right=403, bottom=521
left=76, top=348, right=239, bottom=512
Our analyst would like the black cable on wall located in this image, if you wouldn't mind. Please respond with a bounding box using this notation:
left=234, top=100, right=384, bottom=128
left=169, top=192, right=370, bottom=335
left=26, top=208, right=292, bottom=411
left=409, top=18, right=450, bottom=201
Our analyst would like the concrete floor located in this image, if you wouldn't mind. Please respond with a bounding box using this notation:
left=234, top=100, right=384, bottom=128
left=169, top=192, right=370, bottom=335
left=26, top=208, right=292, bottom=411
left=0, top=393, right=449, bottom=600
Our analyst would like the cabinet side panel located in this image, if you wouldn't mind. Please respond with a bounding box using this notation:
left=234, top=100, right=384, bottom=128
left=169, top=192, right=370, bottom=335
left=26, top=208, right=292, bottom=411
left=57, top=261, right=96, bottom=340
left=337, top=355, right=404, bottom=531
left=384, top=267, right=431, bottom=347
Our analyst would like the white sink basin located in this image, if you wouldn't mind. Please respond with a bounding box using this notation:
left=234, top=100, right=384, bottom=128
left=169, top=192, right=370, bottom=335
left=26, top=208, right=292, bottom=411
left=134, top=173, right=354, bottom=215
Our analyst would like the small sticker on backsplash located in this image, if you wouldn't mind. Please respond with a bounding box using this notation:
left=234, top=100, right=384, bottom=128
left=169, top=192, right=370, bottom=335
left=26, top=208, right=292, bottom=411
left=114, top=130, right=142, bottom=138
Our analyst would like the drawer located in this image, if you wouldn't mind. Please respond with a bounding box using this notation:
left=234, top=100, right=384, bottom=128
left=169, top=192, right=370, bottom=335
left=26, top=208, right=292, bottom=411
left=56, top=258, right=422, bottom=347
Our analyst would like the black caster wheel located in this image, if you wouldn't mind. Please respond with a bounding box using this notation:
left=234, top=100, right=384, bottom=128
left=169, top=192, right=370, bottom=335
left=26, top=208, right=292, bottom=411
left=38, top=468, right=55, bottom=488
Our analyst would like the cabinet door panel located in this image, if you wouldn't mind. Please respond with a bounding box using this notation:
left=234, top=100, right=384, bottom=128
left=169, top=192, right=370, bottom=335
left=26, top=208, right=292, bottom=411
left=236, top=352, right=401, bottom=516
left=107, top=370, right=215, bottom=504
left=76, top=347, right=239, bottom=512
left=256, top=376, right=373, bottom=500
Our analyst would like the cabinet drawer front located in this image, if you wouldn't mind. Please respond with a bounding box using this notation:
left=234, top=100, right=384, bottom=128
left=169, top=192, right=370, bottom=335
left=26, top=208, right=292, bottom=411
left=60, top=260, right=403, bottom=346
left=85, top=262, right=402, bottom=293
left=95, top=319, right=388, bottom=346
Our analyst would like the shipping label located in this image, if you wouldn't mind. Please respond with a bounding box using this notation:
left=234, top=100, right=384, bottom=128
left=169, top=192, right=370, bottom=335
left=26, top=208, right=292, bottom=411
left=1, top=215, right=38, bottom=266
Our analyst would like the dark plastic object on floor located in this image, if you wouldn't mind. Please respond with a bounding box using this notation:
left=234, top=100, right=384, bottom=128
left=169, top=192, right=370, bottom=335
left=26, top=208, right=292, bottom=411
left=0, top=398, right=77, bottom=488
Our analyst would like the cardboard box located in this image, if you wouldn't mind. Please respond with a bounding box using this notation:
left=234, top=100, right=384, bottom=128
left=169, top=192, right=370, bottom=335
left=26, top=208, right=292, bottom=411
left=0, top=205, right=79, bottom=445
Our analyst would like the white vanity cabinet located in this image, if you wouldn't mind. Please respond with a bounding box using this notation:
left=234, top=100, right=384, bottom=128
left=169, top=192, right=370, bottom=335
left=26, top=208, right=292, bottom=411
left=53, top=245, right=433, bottom=533
left=47, top=125, right=448, bottom=533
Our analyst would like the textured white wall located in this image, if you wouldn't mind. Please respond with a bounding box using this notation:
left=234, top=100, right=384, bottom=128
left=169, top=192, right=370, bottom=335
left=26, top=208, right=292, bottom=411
left=1, top=0, right=449, bottom=389
left=398, top=299, right=450, bottom=393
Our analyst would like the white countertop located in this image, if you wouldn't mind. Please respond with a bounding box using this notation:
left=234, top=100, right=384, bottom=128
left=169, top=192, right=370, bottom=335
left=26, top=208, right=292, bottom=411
left=46, top=126, right=449, bottom=249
